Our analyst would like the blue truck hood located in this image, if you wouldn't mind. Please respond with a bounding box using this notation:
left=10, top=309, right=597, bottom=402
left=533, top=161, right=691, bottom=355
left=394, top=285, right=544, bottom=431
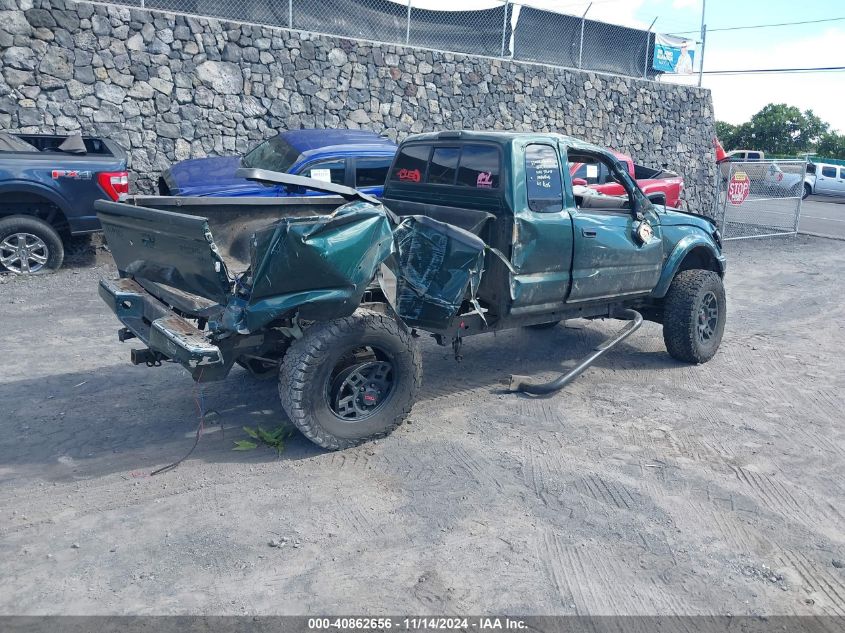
left=163, top=156, right=268, bottom=197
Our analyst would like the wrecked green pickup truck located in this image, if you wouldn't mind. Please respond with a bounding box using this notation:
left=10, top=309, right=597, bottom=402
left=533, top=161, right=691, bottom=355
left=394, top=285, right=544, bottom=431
left=97, top=131, right=726, bottom=450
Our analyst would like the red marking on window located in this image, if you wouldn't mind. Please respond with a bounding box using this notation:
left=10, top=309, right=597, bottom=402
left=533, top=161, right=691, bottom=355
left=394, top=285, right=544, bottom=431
left=476, top=172, right=493, bottom=188
left=397, top=168, right=421, bottom=182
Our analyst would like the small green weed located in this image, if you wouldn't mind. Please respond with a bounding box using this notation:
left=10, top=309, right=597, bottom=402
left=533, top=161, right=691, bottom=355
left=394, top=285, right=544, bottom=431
left=233, top=425, right=291, bottom=456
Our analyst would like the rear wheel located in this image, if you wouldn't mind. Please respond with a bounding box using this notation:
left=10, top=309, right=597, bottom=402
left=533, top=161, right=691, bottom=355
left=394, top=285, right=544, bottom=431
left=0, top=216, right=64, bottom=274
left=279, top=310, right=421, bottom=450
left=662, top=270, right=726, bottom=364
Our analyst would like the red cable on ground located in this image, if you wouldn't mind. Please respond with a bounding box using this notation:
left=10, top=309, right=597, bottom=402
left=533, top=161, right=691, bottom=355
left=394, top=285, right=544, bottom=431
left=151, top=368, right=207, bottom=476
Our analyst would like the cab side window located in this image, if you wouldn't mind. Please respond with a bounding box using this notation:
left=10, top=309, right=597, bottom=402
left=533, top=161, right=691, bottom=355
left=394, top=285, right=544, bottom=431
left=570, top=160, right=607, bottom=184
left=568, top=151, right=634, bottom=212
left=822, top=166, right=836, bottom=178
left=525, top=144, right=564, bottom=213
left=301, top=159, right=345, bottom=185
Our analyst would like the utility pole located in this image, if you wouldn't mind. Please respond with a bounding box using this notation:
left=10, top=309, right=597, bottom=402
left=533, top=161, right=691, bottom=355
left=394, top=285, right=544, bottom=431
left=697, top=0, right=706, bottom=87
left=578, top=2, right=592, bottom=70
left=644, top=16, right=657, bottom=79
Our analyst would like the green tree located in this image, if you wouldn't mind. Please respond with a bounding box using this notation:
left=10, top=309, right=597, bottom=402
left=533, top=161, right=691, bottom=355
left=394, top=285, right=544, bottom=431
left=815, top=132, right=845, bottom=160
left=727, top=104, right=829, bottom=155
left=715, top=121, right=739, bottom=149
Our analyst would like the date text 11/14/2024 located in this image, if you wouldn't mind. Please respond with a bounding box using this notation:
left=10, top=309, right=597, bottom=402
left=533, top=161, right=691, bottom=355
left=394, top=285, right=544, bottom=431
left=307, top=617, right=528, bottom=630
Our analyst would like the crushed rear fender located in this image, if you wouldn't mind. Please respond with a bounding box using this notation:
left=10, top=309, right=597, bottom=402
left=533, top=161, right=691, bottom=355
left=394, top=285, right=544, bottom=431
left=242, top=201, right=395, bottom=331
left=380, top=215, right=487, bottom=331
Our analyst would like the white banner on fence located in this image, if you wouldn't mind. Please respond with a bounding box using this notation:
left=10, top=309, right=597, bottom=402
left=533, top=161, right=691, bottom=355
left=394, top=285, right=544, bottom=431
left=653, top=33, right=696, bottom=75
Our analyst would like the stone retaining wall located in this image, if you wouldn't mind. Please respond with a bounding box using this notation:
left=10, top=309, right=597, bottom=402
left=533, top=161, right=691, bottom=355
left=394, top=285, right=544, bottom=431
left=1, top=0, right=717, bottom=211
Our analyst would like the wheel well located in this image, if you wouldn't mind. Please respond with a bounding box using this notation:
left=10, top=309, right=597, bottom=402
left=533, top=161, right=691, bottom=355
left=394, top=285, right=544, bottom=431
left=677, top=246, right=722, bottom=277
left=0, top=192, right=70, bottom=235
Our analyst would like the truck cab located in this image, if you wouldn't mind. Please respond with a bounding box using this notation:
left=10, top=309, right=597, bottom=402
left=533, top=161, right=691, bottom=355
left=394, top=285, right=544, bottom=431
left=726, top=149, right=764, bottom=161
left=810, top=162, right=845, bottom=197
left=158, top=129, right=397, bottom=198
left=381, top=131, right=724, bottom=325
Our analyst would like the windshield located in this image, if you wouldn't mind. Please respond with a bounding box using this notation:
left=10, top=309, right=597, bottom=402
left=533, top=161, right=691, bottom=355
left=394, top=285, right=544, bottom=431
left=241, top=136, right=302, bottom=172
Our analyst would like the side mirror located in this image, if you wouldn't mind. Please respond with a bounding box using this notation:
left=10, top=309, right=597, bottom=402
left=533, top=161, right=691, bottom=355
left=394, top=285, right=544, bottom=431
left=572, top=178, right=588, bottom=187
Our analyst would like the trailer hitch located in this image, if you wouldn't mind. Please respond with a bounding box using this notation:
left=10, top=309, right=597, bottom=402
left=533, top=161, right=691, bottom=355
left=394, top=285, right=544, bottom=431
left=508, top=309, right=643, bottom=396
left=131, top=348, right=166, bottom=367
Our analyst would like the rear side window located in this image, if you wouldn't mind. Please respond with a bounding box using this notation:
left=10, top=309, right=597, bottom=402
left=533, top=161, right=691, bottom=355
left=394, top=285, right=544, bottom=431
left=525, top=144, right=564, bottom=213
left=840, top=168, right=845, bottom=179
left=748, top=152, right=762, bottom=160
left=391, top=144, right=429, bottom=183
left=427, top=147, right=460, bottom=185
left=355, top=157, right=392, bottom=188
left=456, top=145, right=500, bottom=188
left=822, top=166, right=836, bottom=177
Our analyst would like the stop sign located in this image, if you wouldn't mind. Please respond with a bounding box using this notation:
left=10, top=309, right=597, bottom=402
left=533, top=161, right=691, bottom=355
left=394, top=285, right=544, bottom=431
left=727, top=171, right=750, bottom=206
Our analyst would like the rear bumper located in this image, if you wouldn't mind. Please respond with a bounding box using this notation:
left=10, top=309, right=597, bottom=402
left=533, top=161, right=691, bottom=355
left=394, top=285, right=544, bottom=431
left=99, top=277, right=225, bottom=377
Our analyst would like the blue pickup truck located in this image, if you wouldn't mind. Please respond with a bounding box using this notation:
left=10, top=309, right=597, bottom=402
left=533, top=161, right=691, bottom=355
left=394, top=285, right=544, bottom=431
left=158, top=129, right=397, bottom=198
left=0, top=132, right=128, bottom=274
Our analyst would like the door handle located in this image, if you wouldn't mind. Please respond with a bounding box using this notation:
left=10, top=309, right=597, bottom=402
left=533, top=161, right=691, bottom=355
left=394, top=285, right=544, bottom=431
left=582, top=229, right=597, bottom=238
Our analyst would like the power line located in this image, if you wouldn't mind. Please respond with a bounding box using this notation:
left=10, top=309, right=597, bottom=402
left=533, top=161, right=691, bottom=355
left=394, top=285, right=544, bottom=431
left=703, top=66, right=845, bottom=75
left=710, top=15, right=845, bottom=32
left=672, top=15, right=845, bottom=35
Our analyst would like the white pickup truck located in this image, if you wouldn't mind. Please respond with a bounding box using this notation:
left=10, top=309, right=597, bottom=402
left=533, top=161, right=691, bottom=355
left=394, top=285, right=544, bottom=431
left=804, top=162, right=845, bottom=199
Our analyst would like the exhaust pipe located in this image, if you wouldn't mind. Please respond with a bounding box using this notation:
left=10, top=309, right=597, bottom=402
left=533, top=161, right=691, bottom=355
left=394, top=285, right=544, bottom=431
left=509, top=309, right=643, bottom=395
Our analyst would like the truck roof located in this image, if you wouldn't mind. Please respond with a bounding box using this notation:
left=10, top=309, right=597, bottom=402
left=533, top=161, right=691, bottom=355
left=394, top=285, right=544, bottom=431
left=281, top=129, right=395, bottom=153
left=401, top=130, right=618, bottom=159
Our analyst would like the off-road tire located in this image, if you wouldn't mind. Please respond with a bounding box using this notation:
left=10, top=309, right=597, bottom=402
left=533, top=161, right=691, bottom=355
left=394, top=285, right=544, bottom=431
left=0, top=215, right=64, bottom=274
left=662, top=269, right=726, bottom=364
left=278, top=309, right=422, bottom=450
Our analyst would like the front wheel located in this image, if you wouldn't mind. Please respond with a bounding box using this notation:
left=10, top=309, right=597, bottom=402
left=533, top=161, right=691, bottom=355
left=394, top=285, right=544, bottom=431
left=662, top=270, right=726, bottom=364
left=803, top=183, right=811, bottom=200
left=0, top=216, right=64, bottom=274
left=278, top=309, right=422, bottom=450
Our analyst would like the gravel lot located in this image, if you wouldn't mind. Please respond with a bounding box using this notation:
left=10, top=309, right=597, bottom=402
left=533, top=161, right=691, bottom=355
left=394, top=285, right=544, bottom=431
left=1, top=235, right=843, bottom=616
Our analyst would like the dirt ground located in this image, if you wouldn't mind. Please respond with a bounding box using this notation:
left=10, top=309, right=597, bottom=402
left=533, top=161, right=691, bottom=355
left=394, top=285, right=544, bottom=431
left=1, top=235, right=843, bottom=616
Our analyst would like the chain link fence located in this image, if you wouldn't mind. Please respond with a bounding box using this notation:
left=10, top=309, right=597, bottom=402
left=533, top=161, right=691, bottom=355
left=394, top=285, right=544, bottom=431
left=715, top=160, right=807, bottom=240
left=108, top=0, right=676, bottom=81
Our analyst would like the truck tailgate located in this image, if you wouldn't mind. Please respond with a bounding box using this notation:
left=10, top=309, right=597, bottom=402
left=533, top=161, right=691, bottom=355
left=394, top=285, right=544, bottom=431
left=95, top=200, right=231, bottom=304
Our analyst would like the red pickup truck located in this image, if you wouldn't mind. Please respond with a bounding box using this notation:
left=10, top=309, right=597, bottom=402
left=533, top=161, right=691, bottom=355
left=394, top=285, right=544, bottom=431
left=570, top=151, right=684, bottom=208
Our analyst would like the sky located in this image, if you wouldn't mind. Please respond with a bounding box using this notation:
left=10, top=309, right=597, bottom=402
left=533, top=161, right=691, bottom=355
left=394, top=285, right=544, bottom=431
left=403, top=0, right=845, bottom=133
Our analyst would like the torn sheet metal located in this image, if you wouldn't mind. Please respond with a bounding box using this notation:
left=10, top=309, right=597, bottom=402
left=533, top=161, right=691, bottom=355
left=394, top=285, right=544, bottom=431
left=98, top=196, right=493, bottom=336
left=382, top=215, right=486, bottom=331
left=243, top=200, right=394, bottom=331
